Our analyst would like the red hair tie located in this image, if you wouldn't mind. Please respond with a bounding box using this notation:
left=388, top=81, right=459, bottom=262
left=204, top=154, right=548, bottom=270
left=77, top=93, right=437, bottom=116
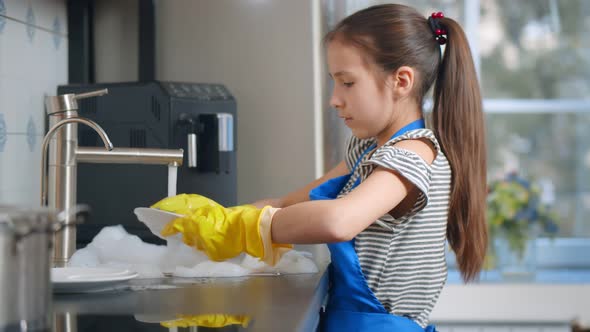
left=428, top=12, right=447, bottom=45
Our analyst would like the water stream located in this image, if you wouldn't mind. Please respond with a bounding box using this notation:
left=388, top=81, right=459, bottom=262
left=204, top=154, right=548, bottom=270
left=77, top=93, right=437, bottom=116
left=167, top=165, right=177, bottom=197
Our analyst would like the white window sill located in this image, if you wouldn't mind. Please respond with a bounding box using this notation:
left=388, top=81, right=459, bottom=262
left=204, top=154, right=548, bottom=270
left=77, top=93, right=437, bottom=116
left=431, top=282, right=590, bottom=327
left=447, top=268, right=590, bottom=284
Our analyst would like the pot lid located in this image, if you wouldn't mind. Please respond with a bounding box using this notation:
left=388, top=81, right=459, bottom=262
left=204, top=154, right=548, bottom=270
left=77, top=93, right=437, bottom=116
left=0, top=205, right=58, bottom=236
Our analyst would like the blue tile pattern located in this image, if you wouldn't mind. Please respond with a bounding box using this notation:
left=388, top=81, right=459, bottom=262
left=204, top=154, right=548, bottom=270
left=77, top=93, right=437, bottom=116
left=53, top=16, right=61, bottom=49
left=0, top=0, right=6, bottom=33
left=0, top=1, right=67, bottom=205
left=26, top=115, right=36, bottom=152
left=26, top=4, right=35, bottom=42
left=0, top=113, right=7, bottom=153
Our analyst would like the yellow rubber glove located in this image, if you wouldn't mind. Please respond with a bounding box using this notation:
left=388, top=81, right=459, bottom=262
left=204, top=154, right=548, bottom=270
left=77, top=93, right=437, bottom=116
left=151, top=193, right=223, bottom=215
left=160, top=314, right=251, bottom=328
left=151, top=194, right=292, bottom=266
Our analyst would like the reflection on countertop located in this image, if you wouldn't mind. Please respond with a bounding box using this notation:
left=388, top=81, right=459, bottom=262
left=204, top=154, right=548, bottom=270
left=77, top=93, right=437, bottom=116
left=52, top=267, right=328, bottom=332
left=72, top=314, right=250, bottom=332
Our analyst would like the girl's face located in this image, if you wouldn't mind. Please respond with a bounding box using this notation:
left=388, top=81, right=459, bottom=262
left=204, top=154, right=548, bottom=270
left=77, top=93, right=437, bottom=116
left=327, top=39, right=397, bottom=140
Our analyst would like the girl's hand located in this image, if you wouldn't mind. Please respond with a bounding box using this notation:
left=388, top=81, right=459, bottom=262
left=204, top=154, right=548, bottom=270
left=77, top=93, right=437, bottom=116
left=154, top=194, right=291, bottom=265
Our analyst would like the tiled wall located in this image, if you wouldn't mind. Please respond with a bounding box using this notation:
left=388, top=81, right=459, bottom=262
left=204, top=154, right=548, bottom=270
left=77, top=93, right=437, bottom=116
left=0, top=0, right=67, bottom=206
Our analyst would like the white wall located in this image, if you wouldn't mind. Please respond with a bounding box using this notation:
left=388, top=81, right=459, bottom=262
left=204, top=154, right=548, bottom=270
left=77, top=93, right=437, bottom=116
left=93, top=0, right=138, bottom=83
left=156, top=0, right=320, bottom=204
left=0, top=0, right=67, bottom=206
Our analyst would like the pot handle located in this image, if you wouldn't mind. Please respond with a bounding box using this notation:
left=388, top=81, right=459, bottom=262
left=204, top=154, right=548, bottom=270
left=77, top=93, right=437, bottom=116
left=13, top=205, right=89, bottom=242
left=51, top=204, right=90, bottom=233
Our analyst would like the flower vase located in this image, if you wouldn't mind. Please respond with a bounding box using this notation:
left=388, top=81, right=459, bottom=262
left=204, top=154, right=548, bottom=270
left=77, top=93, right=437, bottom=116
left=493, top=228, right=537, bottom=282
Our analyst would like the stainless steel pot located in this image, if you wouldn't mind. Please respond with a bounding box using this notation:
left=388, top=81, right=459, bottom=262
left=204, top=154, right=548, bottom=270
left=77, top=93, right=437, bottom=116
left=0, top=206, right=85, bottom=332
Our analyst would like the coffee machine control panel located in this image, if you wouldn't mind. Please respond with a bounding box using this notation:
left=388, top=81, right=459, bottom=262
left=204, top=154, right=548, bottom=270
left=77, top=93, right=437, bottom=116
left=162, top=82, right=233, bottom=101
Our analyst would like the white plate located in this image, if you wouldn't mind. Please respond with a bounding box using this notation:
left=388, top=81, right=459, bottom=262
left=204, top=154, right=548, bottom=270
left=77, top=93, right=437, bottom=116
left=52, top=267, right=138, bottom=294
left=134, top=313, right=176, bottom=324
left=134, top=207, right=183, bottom=240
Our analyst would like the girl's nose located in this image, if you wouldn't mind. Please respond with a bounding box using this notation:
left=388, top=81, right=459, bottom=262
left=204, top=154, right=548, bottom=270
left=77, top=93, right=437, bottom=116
left=330, top=93, right=343, bottom=110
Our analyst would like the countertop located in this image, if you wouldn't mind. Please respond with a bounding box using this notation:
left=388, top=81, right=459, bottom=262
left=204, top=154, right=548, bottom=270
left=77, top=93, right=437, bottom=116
left=51, top=265, right=590, bottom=331
left=52, top=266, right=329, bottom=332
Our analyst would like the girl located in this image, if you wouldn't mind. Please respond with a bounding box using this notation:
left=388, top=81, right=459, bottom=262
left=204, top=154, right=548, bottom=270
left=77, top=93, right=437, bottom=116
left=153, top=3, right=487, bottom=331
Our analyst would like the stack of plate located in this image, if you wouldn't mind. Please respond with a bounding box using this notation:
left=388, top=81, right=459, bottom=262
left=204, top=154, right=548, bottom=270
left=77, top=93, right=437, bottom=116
left=51, top=267, right=138, bottom=294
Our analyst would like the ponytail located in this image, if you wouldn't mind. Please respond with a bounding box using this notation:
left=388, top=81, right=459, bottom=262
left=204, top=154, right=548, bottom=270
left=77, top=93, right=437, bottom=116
left=432, top=18, right=487, bottom=282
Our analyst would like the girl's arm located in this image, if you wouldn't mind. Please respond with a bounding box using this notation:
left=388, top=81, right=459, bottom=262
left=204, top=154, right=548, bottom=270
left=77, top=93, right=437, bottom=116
left=251, top=161, right=350, bottom=208
left=271, top=139, right=436, bottom=244
left=270, top=167, right=412, bottom=243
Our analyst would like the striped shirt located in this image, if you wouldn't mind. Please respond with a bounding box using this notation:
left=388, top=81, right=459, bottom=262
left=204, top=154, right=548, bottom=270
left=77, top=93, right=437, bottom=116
left=337, top=128, right=451, bottom=327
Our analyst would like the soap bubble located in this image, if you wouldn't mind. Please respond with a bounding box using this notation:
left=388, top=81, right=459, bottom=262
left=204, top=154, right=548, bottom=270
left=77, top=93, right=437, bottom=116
left=69, top=247, right=99, bottom=267
left=174, top=261, right=251, bottom=278
left=273, top=250, right=319, bottom=274
left=90, top=225, right=166, bottom=265
left=68, top=225, right=318, bottom=278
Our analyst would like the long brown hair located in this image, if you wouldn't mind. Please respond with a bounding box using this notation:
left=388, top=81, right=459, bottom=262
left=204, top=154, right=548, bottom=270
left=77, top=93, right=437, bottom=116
left=325, top=4, right=487, bottom=282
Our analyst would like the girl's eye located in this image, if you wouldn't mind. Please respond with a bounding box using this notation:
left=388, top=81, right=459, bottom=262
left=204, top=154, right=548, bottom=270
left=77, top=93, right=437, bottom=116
left=343, top=82, right=354, bottom=87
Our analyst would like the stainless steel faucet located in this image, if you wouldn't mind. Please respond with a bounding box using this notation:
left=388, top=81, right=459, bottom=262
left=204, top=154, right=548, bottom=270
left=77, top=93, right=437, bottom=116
left=41, top=89, right=184, bottom=267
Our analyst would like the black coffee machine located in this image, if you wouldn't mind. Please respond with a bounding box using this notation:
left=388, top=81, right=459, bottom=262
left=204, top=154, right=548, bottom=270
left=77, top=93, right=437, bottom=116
left=57, top=81, right=237, bottom=245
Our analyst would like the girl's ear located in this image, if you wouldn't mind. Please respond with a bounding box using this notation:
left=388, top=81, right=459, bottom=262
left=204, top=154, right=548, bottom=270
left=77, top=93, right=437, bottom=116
left=390, top=66, right=415, bottom=99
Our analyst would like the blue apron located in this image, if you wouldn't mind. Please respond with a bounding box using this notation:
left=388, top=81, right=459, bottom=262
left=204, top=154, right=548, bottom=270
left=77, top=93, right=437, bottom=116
left=310, top=119, right=437, bottom=332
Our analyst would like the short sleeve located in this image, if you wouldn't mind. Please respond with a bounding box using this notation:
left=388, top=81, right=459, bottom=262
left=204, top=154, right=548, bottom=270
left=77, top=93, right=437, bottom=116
left=367, top=147, right=432, bottom=212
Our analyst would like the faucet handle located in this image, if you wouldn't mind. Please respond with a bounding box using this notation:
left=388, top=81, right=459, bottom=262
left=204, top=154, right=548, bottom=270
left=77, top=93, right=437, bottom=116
left=46, top=88, right=109, bottom=115
left=74, top=88, right=108, bottom=100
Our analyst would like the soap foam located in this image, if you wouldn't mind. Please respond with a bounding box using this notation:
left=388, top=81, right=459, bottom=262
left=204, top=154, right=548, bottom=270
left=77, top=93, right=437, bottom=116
left=68, top=225, right=318, bottom=278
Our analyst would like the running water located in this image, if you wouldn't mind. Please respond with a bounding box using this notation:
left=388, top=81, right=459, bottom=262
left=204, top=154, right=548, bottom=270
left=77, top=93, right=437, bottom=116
left=167, top=165, right=177, bottom=197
